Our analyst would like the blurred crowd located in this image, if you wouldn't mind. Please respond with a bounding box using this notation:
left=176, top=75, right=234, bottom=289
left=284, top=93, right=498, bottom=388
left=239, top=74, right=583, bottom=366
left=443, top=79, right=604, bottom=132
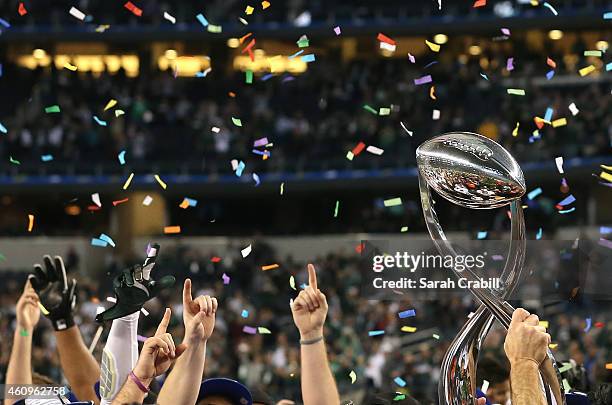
left=1, top=243, right=610, bottom=403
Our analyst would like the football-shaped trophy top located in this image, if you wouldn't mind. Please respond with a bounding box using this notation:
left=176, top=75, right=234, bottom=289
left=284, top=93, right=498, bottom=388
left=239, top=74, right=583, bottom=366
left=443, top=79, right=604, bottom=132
left=416, top=132, right=526, bottom=209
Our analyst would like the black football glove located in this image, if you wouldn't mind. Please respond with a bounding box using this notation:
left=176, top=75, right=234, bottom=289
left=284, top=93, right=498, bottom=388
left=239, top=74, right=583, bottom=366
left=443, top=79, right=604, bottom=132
left=95, top=243, right=175, bottom=323
left=29, top=255, right=77, bottom=331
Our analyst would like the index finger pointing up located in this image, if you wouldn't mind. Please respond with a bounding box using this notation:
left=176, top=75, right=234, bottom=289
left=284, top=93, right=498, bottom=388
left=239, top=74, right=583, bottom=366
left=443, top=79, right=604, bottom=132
left=155, top=308, right=171, bottom=336
left=183, top=278, right=193, bottom=306
left=307, top=264, right=318, bottom=291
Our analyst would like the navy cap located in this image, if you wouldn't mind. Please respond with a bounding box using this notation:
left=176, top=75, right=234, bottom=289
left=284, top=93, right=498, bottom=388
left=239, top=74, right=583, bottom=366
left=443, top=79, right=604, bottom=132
left=198, top=378, right=253, bottom=405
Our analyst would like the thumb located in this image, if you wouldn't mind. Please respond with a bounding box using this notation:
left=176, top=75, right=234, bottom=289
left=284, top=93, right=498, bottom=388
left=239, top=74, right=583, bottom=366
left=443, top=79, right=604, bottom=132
left=189, top=310, right=207, bottom=327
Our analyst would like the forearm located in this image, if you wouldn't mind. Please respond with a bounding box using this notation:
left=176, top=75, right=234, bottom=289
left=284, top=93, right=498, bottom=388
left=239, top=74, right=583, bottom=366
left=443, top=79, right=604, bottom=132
left=510, top=360, right=547, bottom=405
left=4, top=328, right=33, bottom=405
left=55, top=326, right=100, bottom=402
left=111, top=375, right=151, bottom=405
left=299, top=332, right=340, bottom=405
left=157, top=342, right=206, bottom=405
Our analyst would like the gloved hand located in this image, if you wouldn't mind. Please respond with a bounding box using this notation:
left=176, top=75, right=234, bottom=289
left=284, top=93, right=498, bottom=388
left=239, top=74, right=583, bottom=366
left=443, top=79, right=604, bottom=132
left=29, top=255, right=77, bottom=331
left=96, top=243, right=175, bottom=323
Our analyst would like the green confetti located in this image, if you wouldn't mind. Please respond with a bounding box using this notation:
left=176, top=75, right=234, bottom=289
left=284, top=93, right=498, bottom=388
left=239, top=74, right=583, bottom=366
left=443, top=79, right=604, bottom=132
left=363, top=104, right=378, bottom=115
left=507, top=88, right=526, bottom=96
left=379, top=107, right=391, bottom=115
left=384, top=197, right=402, bottom=207
left=562, top=378, right=571, bottom=392
left=231, top=117, right=243, bottom=127
left=558, top=362, right=573, bottom=373
left=246, top=70, right=253, bottom=84
left=289, top=275, right=296, bottom=290
left=584, top=50, right=602, bottom=57
left=45, top=105, right=61, bottom=113
left=346, top=151, right=354, bottom=161
left=297, top=39, right=309, bottom=48
left=334, top=200, right=340, bottom=218
left=207, top=24, right=222, bottom=33
left=9, top=156, right=20, bottom=165
left=258, top=327, right=271, bottom=334
left=349, top=370, right=357, bottom=384
left=432, top=333, right=440, bottom=340
left=393, top=394, right=406, bottom=401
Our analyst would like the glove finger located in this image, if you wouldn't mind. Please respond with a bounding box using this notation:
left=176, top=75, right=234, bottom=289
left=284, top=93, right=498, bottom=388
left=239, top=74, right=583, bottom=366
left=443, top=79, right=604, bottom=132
left=54, top=256, right=68, bottom=291
left=69, top=279, right=78, bottom=310
left=150, top=275, right=176, bottom=297
left=43, top=255, right=58, bottom=282
left=30, top=265, right=47, bottom=291
left=95, top=303, right=139, bottom=323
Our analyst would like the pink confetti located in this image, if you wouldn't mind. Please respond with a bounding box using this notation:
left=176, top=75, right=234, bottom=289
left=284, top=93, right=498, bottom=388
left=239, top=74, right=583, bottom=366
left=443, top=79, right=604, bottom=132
left=414, top=75, right=432, bottom=85
left=501, top=28, right=511, bottom=36
left=253, top=137, right=269, bottom=147
left=243, top=326, right=257, bottom=334
left=333, top=26, right=341, bottom=35
left=222, top=273, right=230, bottom=285
left=408, top=53, right=416, bottom=63
left=506, top=57, right=514, bottom=71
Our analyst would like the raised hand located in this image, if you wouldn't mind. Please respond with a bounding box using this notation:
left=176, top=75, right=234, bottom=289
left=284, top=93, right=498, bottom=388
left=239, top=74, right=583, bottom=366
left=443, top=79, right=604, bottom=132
left=504, top=308, right=550, bottom=366
left=132, top=308, right=185, bottom=382
left=291, top=264, right=328, bottom=340
left=182, top=278, right=217, bottom=344
left=29, top=255, right=76, bottom=331
left=16, top=280, right=41, bottom=332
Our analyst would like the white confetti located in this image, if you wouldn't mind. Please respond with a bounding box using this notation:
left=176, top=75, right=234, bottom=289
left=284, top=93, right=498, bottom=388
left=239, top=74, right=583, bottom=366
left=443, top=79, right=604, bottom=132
left=211, top=126, right=220, bottom=133
left=91, top=193, right=101, bottom=207
left=142, top=195, right=153, bottom=206
left=379, top=42, right=396, bottom=52
left=400, top=122, right=413, bottom=136
left=349, top=370, right=357, bottom=384
left=163, top=11, right=176, bottom=24
left=366, top=145, right=384, bottom=155
left=568, top=102, right=579, bottom=116
left=69, top=6, right=86, bottom=21
left=555, top=157, right=564, bottom=174
left=481, top=379, right=490, bottom=394
left=106, top=297, right=117, bottom=303
left=141, top=307, right=149, bottom=316
left=241, top=244, right=252, bottom=258
left=432, top=109, right=441, bottom=120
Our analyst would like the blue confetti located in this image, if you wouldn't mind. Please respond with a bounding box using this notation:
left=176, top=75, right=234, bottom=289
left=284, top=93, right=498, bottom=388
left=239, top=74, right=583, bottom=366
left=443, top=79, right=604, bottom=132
left=546, top=70, right=555, bottom=80
left=241, top=309, right=249, bottom=318
left=253, top=173, right=261, bottom=187
left=584, top=317, right=592, bottom=333
left=368, top=330, right=385, bottom=337
left=0, top=121, right=7, bottom=134
left=606, top=62, right=612, bottom=72
left=41, top=154, right=54, bottom=162
left=93, top=116, right=107, bottom=126
left=235, top=161, right=245, bottom=177
left=480, top=73, right=489, bottom=81
left=99, top=233, right=116, bottom=247
left=600, top=226, right=612, bottom=234
left=559, top=207, right=576, bottom=214
left=288, top=50, right=304, bottom=59
left=398, top=309, right=416, bottom=319
left=300, top=54, right=316, bottom=63
left=605, top=12, right=612, bottom=19
left=424, top=61, right=438, bottom=69
left=118, top=150, right=126, bottom=165
left=261, top=73, right=274, bottom=81
left=543, top=2, right=558, bottom=15
left=544, top=107, right=554, bottom=122
left=557, top=194, right=576, bottom=206
left=527, top=187, right=543, bottom=200
left=536, top=227, right=543, bottom=240
left=252, top=149, right=271, bottom=158
left=184, top=198, right=198, bottom=207
left=196, top=13, right=209, bottom=27
left=0, top=18, right=10, bottom=28
left=394, top=377, right=407, bottom=387
left=477, top=231, right=488, bottom=240
left=91, top=238, right=108, bottom=247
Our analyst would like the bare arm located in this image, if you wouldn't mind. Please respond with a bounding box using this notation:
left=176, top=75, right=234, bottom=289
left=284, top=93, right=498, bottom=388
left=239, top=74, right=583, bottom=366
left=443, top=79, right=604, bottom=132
left=112, top=375, right=149, bottom=405
left=291, top=264, right=340, bottom=405
left=55, top=326, right=101, bottom=403
left=510, top=360, right=547, bottom=405
left=4, top=281, right=40, bottom=405
left=158, top=279, right=216, bottom=405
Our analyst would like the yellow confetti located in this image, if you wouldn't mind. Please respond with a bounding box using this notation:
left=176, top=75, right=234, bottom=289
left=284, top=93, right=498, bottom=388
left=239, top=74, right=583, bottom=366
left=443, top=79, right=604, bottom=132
left=122, top=172, right=134, bottom=190
left=115, top=109, right=125, bottom=117
left=600, top=171, right=612, bottom=183
left=605, top=363, right=612, bottom=370
left=164, top=226, right=181, bottom=234
left=245, top=5, right=254, bottom=14
left=179, top=199, right=190, bottom=209
left=64, top=62, right=78, bottom=71
left=154, top=174, right=167, bottom=189
left=27, top=214, right=34, bottom=232
left=289, top=275, right=296, bottom=290
left=579, top=65, right=595, bottom=76
left=104, top=99, right=118, bottom=111
left=38, top=302, right=49, bottom=315
left=261, top=0, right=270, bottom=9
left=429, top=85, right=436, bottom=100
left=552, top=118, right=567, bottom=127
left=401, top=326, right=417, bottom=333
left=512, top=122, right=519, bottom=137
left=600, top=164, right=612, bottom=171
left=539, top=320, right=549, bottom=329
left=425, top=40, right=440, bottom=52
left=549, top=343, right=558, bottom=349
left=258, top=327, right=271, bottom=334
left=349, top=370, right=357, bottom=384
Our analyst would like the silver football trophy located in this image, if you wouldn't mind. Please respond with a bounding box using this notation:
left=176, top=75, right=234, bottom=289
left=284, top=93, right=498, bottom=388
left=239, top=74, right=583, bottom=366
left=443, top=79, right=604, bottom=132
left=416, top=132, right=565, bottom=405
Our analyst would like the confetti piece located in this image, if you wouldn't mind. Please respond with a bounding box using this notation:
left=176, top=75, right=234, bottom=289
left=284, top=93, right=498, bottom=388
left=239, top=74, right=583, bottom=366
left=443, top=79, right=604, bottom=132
left=99, top=234, right=115, bottom=247
left=432, top=109, right=440, bottom=120
left=92, top=193, right=102, bottom=207
left=349, top=370, right=357, bottom=384
left=606, top=363, right=612, bottom=370
left=115, top=110, right=125, bottom=117
left=376, top=33, right=396, bottom=45
left=245, top=5, right=254, bottom=15
left=103, top=99, right=117, bottom=111
left=527, top=187, right=542, bottom=200
left=473, top=0, right=486, bottom=7
left=480, top=73, right=489, bottom=81
left=599, top=171, right=612, bottom=183
left=546, top=57, right=557, bottom=69
left=400, top=226, right=408, bottom=232
left=607, top=62, right=612, bottom=71
left=400, top=122, right=413, bottom=136
left=0, top=18, right=11, bottom=28
left=429, top=85, right=437, bottom=99
left=38, top=303, right=49, bottom=315
left=398, top=309, right=416, bottom=318
left=41, top=154, right=53, bottom=162
left=280, top=182, right=285, bottom=195
left=241, top=244, right=252, bottom=258
left=557, top=195, right=576, bottom=206
left=211, top=256, right=222, bottom=263
left=289, top=275, right=296, bottom=290
left=297, top=38, right=309, bottom=48
left=552, top=118, right=567, bottom=128
left=196, top=13, right=209, bottom=27
left=261, top=1, right=271, bottom=10
left=384, top=197, right=402, bottom=207
left=579, top=65, right=595, bottom=76
left=505, top=57, right=515, bottom=71
left=222, top=273, right=230, bottom=285
left=481, top=380, right=490, bottom=394
left=164, top=226, right=181, bottom=234
left=366, top=146, right=384, bottom=155
left=501, top=28, right=511, bottom=35
left=258, top=327, right=271, bottom=334
left=45, top=105, right=61, bottom=113
left=334, top=200, right=340, bottom=218
left=334, top=26, right=341, bottom=35
left=117, top=150, right=127, bottom=165
left=605, top=12, right=612, bottom=19
left=262, top=264, right=279, bottom=271
left=0, top=122, right=6, bottom=133
left=112, top=198, right=129, bottom=206
left=69, top=6, right=86, bottom=21
left=93, top=116, right=107, bottom=126
left=559, top=207, right=575, bottom=214
left=546, top=70, right=555, bottom=80
left=9, top=156, right=20, bottom=165
left=433, top=333, right=440, bottom=339
left=555, top=157, right=564, bottom=174
left=231, top=117, right=243, bottom=127
left=252, top=173, right=261, bottom=186
left=18, top=2, right=27, bottom=16
left=124, top=1, right=142, bottom=17
left=91, top=238, right=109, bottom=247
left=352, top=142, right=366, bottom=156
left=414, top=75, right=432, bottom=85
left=243, top=326, right=257, bottom=334
left=584, top=50, right=602, bottom=57
left=234, top=161, right=246, bottom=176
left=425, top=40, right=440, bottom=52
left=544, top=107, right=554, bottom=122
left=64, top=62, right=78, bottom=71
left=394, top=377, right=407, bottom=387
left=401, top=326, right=417, bottom=333
left=27, top=214, right=34, bottom=232
left=241, top=309, right=249, bottom=318
left=368, top=330, right=385, bottom=337
left=477, top=231, right=488, bottom=239
left=543, top=2, right=558, bottom=15
left=379, top=107, right=391, bottom=116
left=163, top=11, right=176, bottom=23
left=536, top=227, right=543, bottom=240
left=507, top=88, right=525, bottom=96
left=142, top=195, right=153, bottom=206
left=363, top=104, right=378, bottom=115
left=584, top=317, right=592, bottom=333
left=154, top=174, right=167, bottom=189
left=408, top=53, right=416, bottom=63
left=122, top=173, right=134, bottom=190
left=394, top=394, right=406, bottom=401
left=301, top=54, right=316, bottom=63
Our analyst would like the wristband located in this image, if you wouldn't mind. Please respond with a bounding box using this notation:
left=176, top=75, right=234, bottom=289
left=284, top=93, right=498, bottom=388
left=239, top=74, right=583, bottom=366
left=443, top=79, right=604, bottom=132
left=300, top=335, right=324, bottom=345
left=129, top=371, right=150, bottom=393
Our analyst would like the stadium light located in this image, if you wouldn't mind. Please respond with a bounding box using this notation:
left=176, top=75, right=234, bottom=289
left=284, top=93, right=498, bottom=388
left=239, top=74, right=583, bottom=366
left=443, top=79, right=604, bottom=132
left=433, top=34, right=448, bottom=45
left=227, top=38, right=240, bottom=48
left=468, top=45, right=482, bottom=56
left=164, top=49, right=177, bottom=59
left=548, top=30, right=563, bottom=40
left=32, top=48, right=46, bottom=59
